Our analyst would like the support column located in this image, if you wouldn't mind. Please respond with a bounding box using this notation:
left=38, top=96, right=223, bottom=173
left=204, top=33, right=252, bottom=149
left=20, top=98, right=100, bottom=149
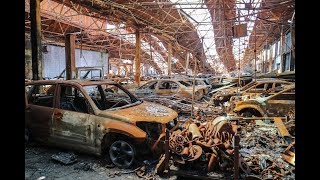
left=135, top=29, right=141, bottom=85
left=30, top=0, right=43, bottom=80
left=185, top=53, right=190, bottom=75
left=65, top=34, right=76, bottom=80
left=168, top=43, right=172, bottom=76
left=280, top=26, right=285, bottom=72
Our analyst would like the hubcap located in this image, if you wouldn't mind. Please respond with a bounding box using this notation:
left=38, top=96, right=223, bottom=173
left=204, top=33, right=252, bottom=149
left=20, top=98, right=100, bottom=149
left=109, top=140, right=134, bottom=168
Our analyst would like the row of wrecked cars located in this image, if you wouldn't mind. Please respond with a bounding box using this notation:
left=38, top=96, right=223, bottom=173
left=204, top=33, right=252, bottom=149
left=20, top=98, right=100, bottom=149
left=25, top=75, right=295, bottom=179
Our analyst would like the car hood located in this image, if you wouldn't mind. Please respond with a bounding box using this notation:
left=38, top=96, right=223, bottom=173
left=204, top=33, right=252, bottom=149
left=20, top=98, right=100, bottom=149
left=98, top=101, right=178, bottom=124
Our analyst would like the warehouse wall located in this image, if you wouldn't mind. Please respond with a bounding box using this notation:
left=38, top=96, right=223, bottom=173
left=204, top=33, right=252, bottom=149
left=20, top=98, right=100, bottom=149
left=25, top=40, right=108, bottom=79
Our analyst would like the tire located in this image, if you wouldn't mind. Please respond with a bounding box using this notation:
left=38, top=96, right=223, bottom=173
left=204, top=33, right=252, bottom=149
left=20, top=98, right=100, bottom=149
left=109, top=140, right=136, bottom=168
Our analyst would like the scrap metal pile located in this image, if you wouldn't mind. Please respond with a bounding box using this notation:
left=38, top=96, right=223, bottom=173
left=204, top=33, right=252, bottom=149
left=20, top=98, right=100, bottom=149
left=239, top=123, right=295, bottom=179
left=161, top=117, right=242, bottom=173
left=156, top=116, right=295, bottom=179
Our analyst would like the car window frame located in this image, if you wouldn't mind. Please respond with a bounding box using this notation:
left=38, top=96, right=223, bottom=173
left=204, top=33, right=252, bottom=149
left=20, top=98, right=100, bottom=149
left=55, top=83, right=96, bottom=114
left=26, top=83, right=58, bottom=108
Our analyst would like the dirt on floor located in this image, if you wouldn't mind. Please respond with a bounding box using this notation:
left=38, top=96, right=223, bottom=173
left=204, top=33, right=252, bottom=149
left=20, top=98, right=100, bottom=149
left=25, top=143, right=175, bottom=180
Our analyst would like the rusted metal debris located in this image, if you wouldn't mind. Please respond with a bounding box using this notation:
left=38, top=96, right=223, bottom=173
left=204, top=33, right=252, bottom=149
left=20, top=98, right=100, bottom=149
left=273, top=117, right=291, bottom=137
left=156, top=116, right=243, bottom=174
left=281, top=141, right=295, bottom=166
left=140, top=95, right=224, bottom=116
left=239, top=124, right=295, bottom=179
left=155, top=114, right=295, bottom=179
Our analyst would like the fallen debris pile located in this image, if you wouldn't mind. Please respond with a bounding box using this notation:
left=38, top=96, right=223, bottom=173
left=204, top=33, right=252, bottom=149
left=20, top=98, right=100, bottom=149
left=141, top=95, right=224, bottom=116
left=156, top=116, right=242, bottom=176
left=239, top=124, right=295, bottom=179
left=155, top=116, right=295, bottom=179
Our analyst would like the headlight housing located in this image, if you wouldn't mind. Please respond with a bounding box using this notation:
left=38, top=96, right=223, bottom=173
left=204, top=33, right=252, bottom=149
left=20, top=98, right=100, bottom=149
left=136, top=122, right=162, bottom=140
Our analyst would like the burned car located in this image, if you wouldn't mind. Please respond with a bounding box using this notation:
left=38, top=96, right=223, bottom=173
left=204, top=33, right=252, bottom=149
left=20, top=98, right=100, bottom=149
left=25, top=79, right=178, bottom=168
left=211, top=78, right=292, bottom=106
left=232, top=84, right=295, bottom=119
left=135, top=79, right=208, bottom=100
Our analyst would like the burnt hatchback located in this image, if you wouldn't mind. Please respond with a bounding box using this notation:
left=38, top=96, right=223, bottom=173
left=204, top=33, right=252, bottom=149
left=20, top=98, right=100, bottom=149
left=25, top=79, right=178, bottom=168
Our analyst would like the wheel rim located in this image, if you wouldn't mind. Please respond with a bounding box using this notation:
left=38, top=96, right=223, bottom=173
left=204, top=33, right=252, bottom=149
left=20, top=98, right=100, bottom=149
left=109, top=140, right=134, bottom=168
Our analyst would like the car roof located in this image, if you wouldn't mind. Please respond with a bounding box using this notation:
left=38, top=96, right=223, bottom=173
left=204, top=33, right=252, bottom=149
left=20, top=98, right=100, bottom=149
left=25, top=79, right=117, bottom=86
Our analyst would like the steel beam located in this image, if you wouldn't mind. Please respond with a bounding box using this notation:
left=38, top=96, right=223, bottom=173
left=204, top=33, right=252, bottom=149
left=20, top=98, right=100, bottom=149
left=135, top=29, right=141, bottom=85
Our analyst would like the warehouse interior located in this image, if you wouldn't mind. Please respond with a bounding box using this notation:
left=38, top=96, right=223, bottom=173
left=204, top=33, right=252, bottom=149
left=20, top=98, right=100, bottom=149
left=25, top=0, right=295, bottom=179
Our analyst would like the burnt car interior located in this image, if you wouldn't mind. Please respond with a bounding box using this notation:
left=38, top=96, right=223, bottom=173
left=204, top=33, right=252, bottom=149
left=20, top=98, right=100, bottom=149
left=84, top=84, right=139, bottom=110
left=59, top=85, right=91, bottom=113
left=28, top=84, right=56, bottom=108
left=158, top=81, right=179, bottom=89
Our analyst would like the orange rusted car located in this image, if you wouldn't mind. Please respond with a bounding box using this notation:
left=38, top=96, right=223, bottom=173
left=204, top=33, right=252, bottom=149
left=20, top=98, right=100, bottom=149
left=25, top=79, right=178, bottom=168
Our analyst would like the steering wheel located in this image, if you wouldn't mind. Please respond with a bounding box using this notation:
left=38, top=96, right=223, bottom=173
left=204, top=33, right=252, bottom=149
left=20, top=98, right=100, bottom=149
left=109, top=99, right=130, bottom=109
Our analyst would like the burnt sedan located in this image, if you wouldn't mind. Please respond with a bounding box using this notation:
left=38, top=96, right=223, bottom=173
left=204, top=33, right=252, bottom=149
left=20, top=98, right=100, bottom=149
left=25, top=79, right=178, bottom=168
left=135, top=79, right=208, bottom=100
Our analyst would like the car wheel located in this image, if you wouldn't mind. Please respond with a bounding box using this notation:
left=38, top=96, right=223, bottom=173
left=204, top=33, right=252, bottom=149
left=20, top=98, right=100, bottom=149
left=109, top=140, right=135, bottom=168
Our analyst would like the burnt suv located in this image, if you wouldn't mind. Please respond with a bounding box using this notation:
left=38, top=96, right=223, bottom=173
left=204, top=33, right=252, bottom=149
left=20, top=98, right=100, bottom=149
left=25, top=79, right=178, bottom=168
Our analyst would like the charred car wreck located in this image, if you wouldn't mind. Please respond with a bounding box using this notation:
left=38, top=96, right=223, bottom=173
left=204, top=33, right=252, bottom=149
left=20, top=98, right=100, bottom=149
left=25, top=79, right=178, bottom=168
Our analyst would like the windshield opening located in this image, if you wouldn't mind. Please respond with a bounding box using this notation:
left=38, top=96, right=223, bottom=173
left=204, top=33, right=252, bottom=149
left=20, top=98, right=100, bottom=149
left=83, top=83, right=140, bottom=110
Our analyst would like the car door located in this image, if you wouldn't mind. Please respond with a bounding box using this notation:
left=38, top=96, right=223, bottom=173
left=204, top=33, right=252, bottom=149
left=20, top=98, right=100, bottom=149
left=50, top=84, right=95, bottom=150
left=26, top=83, right=56, bottom=143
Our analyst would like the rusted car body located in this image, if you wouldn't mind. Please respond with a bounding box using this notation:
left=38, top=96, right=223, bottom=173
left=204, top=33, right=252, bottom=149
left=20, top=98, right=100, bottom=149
left=135, top=79, right=208, bottom=100
left=25, top=79, right=178, bottom=168
left=206, top=76, right=232, bottom=89
left=211, top=78, right=292, bottom=106
left=232, top=84, right=295, bottom=119
left=187, top=78, right=212, bottom=92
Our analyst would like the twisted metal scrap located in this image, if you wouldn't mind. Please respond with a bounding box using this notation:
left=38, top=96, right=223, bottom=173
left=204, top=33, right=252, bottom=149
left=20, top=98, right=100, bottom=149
left=168, top=118, right=239, bottom=172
